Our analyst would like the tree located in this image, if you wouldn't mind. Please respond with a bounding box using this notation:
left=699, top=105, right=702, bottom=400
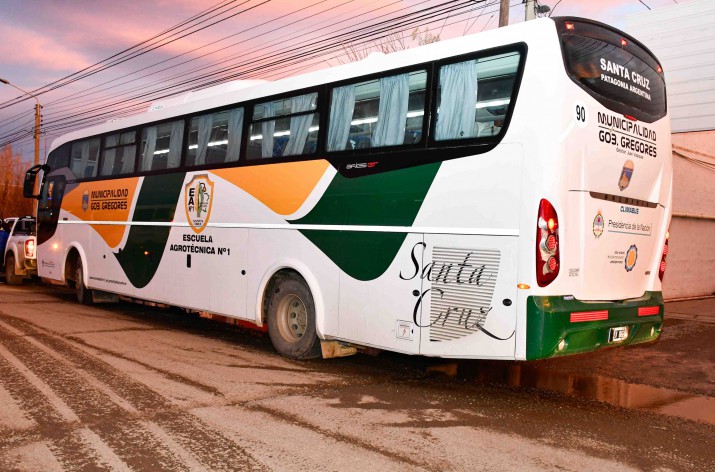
left=0, top=144, right=34, bottom=218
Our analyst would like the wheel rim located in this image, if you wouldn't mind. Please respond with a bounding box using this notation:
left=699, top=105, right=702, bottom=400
left=276, top=294, right=307, bottom=342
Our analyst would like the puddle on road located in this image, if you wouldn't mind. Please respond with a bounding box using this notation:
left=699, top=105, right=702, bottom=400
left=465, top=363, right=715, bottom=426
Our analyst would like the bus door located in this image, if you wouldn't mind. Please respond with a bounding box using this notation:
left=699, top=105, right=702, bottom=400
left=37, top=175, right=66, bottom=280
left=418, top=234, right=519, bottom=358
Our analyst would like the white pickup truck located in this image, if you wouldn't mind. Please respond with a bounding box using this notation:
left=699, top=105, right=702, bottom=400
left=1, top=216, right=37, bottom=285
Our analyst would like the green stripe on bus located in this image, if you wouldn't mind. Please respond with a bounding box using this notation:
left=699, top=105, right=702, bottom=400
left=294, top=163, right=440, bottom=281
left=115, top=173, right=186, bottom=288
left=526, top=292, right=664, bottom=360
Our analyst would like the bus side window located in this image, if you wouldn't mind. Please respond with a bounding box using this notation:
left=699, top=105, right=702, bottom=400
left=327, top=70, right=426, bottom=152
left=435, top=51, right=520, bottom=141
left=186, top=107, right=244, bottom=167
left=101, top=131, right=137, bottom=176
left=247, top=93, right=318, bottom=160
left=140, top=121, right=184, bottom=172
left=69, top=138, right=100, bottom=179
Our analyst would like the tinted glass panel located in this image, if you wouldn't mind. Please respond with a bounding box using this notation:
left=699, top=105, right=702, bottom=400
left=562, top=34, right=666, bottom=118
left=69, top=138, right=100, bottom=179
left=140, top=121, right=184, bottom=172
left=327, top=71, right=426, bottom=151
left=186, top=107, right=243, bottom=166
left=248, top=93, right=318, bottom=159
left=101, top=131, right=136, bottom=176
left=435, top=52, right=520, bottom=141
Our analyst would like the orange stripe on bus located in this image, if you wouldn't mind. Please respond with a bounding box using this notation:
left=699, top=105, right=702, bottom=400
left=62, top=177, right=139, bottom=248
left=211, top=160, right=330, bottom=215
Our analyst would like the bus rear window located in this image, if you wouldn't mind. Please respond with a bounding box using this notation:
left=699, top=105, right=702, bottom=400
left=561, top=34, right=666, bottom=121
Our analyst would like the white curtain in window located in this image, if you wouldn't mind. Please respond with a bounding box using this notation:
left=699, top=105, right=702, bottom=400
left=195, top=114, right=213, bottom=166
left=261, top=102, right=275, bottom=158
left=327, top=85, right=355, bottom=151
left=436, top=60, right=478, bottom=140
left=102, top=150, right=116, bottom=175
left=284, top=93, right=317, bottom=156
left=79, top=141, right=91, bottom=176
left=168, top=121, right=184, bottom=168
left=372, top=74, right=409, bottom=147
left=141, top=127, right=157, bottom=171
left=226, top=108, right=244, bottom=162
left=121, top=146, right=136, bottom=173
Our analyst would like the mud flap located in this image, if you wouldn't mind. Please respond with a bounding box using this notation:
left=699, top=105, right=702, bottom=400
left=92, top=290, right=120, bottom=304
left=320, top=340, right=357, bottom=359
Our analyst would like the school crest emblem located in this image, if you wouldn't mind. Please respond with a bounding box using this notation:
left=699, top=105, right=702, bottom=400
left=82, top=189, right=89, bottom=212
left=184, top=174, right=214, bottom=233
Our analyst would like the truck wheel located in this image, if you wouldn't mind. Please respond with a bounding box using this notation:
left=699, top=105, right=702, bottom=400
left=75, top=262, right=93, bottom=305
left=5, top=254, right=23, bottom=286
left=266, top=273, right=321, bottom=360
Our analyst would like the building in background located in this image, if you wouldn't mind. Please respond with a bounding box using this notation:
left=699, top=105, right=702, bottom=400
left=626, top=0, right=715, bottom=299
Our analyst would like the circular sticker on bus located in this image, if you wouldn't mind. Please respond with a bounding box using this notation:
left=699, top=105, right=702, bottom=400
left=574, top=101, right=588, bottom=128
left=625, top=244, right=638, bottom=272
left=593, top=212, right=604, bottom=238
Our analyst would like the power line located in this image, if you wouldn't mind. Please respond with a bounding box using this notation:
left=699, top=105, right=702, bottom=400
left=3, top=0, right=511, bottom=149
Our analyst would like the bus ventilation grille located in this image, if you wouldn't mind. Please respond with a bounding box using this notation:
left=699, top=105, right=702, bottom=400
left=429, top=247, right=500, bottom=342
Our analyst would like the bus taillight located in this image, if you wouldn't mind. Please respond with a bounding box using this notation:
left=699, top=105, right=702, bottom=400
left=659, top=229, right=670, bottom=282
left=536, top=199, right=560, bottom=287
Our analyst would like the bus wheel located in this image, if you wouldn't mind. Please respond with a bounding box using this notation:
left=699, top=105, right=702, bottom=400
left=266, top=274, right=321, bottom=360
left=5, top=254, right=23, bottom=286
left=75, top=261, right=93, bottom=305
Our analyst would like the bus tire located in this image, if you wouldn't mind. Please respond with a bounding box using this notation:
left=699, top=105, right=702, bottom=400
left=266, top=273, right=321, bottom=360
left=75, top=261, right=93, bottom=305
left=5, top=254, right=22, bottom=286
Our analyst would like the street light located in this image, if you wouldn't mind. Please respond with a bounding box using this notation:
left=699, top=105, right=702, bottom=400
left=0, top=78, right=42, bottom=208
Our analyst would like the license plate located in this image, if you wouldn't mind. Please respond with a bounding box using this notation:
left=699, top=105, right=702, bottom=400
left=609, top=326, right=629, bottom=343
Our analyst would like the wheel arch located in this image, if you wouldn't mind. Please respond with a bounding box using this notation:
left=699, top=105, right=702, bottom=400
left=63, top=243, right=89, bottom=287
left=256, top=260, right=327, bottom=339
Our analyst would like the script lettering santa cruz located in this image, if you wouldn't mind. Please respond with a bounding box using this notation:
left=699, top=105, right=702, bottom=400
left=399, top=242, right=513, bottom=341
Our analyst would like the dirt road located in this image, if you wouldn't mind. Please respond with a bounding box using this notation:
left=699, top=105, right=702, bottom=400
left=0, top=283, right=712, bottom=471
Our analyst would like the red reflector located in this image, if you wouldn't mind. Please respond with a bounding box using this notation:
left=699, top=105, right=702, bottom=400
left=660, top=260, right=667, bottom=272
left=663, top=244, right=668, bottom=256
left=565, top=22, right=575, bottom=30
left=621, top=38, right=628, bottom=47
left=570, top=310, right=608, bottom=323
left=638, top=306, right=660, bottom=316
left=624, top=114, right=637, bottom=121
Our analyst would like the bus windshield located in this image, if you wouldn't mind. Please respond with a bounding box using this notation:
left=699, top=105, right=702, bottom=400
left=558, top=19, right=666, bottom=122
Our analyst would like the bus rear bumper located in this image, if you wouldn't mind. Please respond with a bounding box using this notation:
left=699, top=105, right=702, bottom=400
left=526, top=292, right=664, bottom=360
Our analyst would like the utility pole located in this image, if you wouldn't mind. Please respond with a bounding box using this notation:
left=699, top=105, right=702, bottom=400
left=499, top=0, right=510, bottom=27
left=525, top=0, right=536, bottom=21
left=0, top=78, right=42, bottom=213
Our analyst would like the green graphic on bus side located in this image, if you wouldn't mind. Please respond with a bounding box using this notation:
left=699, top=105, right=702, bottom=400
left=293, top=163, right=441, bottom=281
left=115, top=173, right=186, bottom=288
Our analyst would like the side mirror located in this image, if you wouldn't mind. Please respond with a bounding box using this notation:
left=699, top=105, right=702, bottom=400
left=24, top=164, right=49, bottom=199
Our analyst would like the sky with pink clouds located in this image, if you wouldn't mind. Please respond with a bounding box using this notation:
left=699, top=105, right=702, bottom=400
left=0, top=0, right=684, bottom=161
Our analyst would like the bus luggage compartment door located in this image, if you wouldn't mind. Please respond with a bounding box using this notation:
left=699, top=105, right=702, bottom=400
left=418, top=234, right=518, bottom=358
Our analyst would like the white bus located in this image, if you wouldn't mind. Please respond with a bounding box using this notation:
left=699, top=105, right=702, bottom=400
left=25, top=17, right=671, bottom=360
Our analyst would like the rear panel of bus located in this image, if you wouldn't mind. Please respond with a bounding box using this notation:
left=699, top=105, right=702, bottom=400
left=521, top=18, right=671, bottom=359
